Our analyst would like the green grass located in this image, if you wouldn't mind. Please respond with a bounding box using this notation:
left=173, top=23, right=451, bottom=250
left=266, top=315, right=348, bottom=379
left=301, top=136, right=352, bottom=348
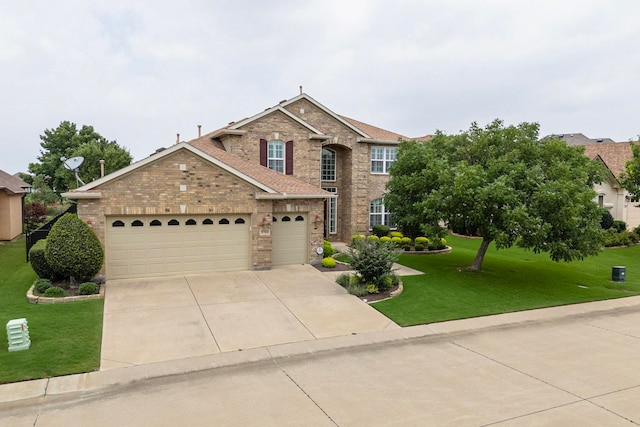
left=0, top=238, right=103, bottom=384
left=372, top=235, right=640, bottom=326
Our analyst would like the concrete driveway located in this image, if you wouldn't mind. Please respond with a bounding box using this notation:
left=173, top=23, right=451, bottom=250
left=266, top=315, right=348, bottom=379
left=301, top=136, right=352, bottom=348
left=100, top=264, right=399, bottom=369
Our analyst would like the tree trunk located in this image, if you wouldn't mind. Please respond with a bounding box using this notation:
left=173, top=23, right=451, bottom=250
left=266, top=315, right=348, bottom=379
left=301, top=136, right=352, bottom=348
left=470, top=237, right=492, bottom=271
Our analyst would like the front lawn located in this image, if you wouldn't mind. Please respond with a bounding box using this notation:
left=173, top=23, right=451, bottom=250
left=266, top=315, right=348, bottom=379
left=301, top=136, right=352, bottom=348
left=0, top=238, right=103, bottom=384
left=372, top=235, right=640, bottom=326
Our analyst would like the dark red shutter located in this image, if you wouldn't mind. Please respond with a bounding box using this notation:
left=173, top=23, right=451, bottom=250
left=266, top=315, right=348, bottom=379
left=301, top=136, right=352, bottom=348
left=285, top=140, right=294, bottom=175
left=259, top=139, right=267, bottom=167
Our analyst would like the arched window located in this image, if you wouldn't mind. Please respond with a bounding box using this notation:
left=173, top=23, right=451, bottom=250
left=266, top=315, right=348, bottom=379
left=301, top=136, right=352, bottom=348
left=150, top=219, right=162, bottom=226
left=282, top=216, right=291, bottom=222
left=295, top=215, right=304, bottom=221
left=321, top=148, right=336, bottom=181
left=234, top=218, right=245, bottom=224
left=219, top=218, right=230, bottom=225
left=132, top=220, right=144, bottom=227
left=186, top=219, right=197, bottom=226
left=268, top=140, right=285, bottom=173
left=272, top=216, right=278, bottom=222
left=168, top=219, right=180, bottom=226
left=112, top=220, right=125, bottom=227
left=203, top=218, right=214, bottom=225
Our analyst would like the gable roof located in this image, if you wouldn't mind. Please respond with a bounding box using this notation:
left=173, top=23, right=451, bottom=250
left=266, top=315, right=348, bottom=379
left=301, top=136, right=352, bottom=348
left=0, top=170, right=30, bottom=195
left=62, top=143, right=330, bottom=200
left=550, top=133, right=617, bottom=146
left=582, top=142, right=633, bottom=179
left=193, top=93, right=431, bottom=145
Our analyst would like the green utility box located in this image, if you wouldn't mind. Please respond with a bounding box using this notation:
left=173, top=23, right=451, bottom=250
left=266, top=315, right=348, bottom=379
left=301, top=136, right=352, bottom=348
left=7, top=318, right=31, bottom=352
left=612, top=266, right=626, bottom=283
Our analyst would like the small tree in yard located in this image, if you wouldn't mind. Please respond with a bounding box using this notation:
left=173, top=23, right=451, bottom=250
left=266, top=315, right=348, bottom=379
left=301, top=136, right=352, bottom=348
left=45, top=213, right=104, bottom=287
left=346, top=239, right=401, bottom=291
left=24, top=202, right=48, bottom=233
left=386, top=119, right=606, bottom=271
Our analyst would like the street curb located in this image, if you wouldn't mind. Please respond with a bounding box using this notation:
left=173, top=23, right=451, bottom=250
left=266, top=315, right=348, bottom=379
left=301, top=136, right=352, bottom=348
left=3, top=295, right=640, bottom=408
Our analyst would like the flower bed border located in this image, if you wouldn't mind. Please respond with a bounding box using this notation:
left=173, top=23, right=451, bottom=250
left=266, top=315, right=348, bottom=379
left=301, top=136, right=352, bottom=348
left=27, top=284, right=105, bottom=304
left=400, top=246, right=452, bottom=255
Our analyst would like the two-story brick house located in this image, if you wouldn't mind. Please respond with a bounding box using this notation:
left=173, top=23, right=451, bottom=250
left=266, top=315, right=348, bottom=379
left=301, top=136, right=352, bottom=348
left=189, top=93, right=429, bottom=242
left=63, top=93, right=427, bottom=279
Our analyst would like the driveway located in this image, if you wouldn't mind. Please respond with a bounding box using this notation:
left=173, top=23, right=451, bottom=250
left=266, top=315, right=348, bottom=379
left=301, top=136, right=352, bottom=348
left=100, top=264, right=400, bottom=369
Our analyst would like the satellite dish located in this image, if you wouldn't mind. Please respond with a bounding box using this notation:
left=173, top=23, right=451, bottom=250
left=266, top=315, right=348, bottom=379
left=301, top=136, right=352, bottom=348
left=60, top=156, right=86, bottom=187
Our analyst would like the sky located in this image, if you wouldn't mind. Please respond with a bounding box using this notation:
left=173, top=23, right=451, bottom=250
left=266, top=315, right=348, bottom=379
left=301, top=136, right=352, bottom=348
left=1, top=0, right=639, bottom=175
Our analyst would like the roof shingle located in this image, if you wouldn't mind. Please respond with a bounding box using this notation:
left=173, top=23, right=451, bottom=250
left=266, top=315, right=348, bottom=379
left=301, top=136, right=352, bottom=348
left=0, top=170, right=30, bottom=194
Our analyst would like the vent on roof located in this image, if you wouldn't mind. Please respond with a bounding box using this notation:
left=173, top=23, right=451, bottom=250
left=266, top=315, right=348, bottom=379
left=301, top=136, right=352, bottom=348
left=596, top=138, right=603, bottom=143
left=279, top=99, right=287, bottom=104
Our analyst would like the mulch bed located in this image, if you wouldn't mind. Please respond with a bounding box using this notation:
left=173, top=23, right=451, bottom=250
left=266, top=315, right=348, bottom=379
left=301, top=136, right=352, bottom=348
left=313, top=262, right=400, bottom=302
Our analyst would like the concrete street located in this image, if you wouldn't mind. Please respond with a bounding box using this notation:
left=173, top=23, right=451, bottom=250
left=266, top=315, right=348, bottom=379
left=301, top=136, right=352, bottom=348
left=3, top=296, right=640, bottom=426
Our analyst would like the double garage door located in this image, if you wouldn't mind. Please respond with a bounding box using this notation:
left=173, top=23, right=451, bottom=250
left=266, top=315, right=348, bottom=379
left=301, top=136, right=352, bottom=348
left=106, top=215, right=250, bottom=279
left=105, top=213, right=309, bottom=279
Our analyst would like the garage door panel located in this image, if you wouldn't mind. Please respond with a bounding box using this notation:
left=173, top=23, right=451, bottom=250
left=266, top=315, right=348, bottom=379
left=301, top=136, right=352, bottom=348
left=106, top=215, right=250, bottom=279
left=271, top=214, right=307, bottom=266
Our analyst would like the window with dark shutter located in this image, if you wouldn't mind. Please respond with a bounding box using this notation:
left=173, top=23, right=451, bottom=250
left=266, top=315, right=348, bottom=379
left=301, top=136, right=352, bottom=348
left=260, top=139, right=268, bottom=167
left=285, top=140, right=293, bottom=175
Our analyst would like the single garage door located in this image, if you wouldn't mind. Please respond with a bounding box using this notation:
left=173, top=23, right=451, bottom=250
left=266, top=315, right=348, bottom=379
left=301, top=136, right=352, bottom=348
left=271, top=214, right=307, bottom=266
left=106, top=214, right=250, bottom=279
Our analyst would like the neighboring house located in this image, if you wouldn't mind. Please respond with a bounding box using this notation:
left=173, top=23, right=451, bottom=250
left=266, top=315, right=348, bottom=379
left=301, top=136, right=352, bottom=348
left=579, top=140, right=640, bottom=230
left=62, top=93, right=429, bottom=279
left=0, top=170, right=31, bottom=241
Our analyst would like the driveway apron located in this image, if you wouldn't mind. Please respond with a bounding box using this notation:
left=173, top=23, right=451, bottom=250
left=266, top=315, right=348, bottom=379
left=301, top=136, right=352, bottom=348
left=100, top=264, right=399, bottom=369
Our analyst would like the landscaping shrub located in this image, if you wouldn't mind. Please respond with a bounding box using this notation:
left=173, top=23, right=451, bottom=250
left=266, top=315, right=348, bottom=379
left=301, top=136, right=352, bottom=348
left=78, top=282, right=100, bottom=295
left=323, top=240, right=335, bottom=258
left=390, top=231, right=403, bottom=238
left=415, top=236, right=429, bottom=246
left=321, top=257, right=336, bottom=268
left=351, top=234, right=365, bottom=244
left=45, top=213, right=104, bottom=285
left=29, top=239, right=59, bottom=280
left=634, top=225, right=640, bottom=236
left=391, top=236, right=402, bottom=246
left=428, top=237, right=447, bottom=250
left=335, top=273, right=351, bottom=288
left=380, top=236, right=392, bottom=243
left=346, top=238, right=401, bottom=291
left=367, top=235, right=380, bottom=242
left=612, top=220, right=627, bottom=232
left=414, top=243, right=425, bottom=251
left=347, top=282, right=369, bottom=297
left=604, top=228, right=634, bottom=247
left=600, top=210, right=614, bottom=229
left=372, top=224, right=390, bottom=238
left=401, top=237, right=412, bottom=246
left=34, top=278, right=52, bottom=294
left=44, top=286, right=65, bottom=297
left=366, top=283, right=379, bottom=294
left=24, top=202, right=48, bottom=233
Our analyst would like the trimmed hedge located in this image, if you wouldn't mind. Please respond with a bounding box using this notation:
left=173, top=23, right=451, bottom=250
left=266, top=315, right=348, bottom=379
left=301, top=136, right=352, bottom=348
left=29, top=239, right=59, bottom=280
left=45, top=213, right=104, bottom=283
left=34, top=278, right=52, bottom=294
left=44, top=286, right=65, bottom=297
left=321, top=257, right=336, bottom=268
left=78, top=282, right=100, bottom=295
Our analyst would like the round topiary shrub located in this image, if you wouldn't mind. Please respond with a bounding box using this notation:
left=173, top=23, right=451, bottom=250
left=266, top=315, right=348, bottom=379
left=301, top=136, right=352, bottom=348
left=367, top=235, right=380, bottom=242
left=371, top=224, right=390, bottom=238
left=44, top=286, right=65, bottom=298
left=321, top=257, right=336, bottom=268
left=391, top=236, right=402, bottom=246
left=323, top=240, right=335, bottom=258
left=78, top=282, right=100, bottom=295
left=380, top=236, right=392, bottom=243
left=351, top=234, right=365, bottom=244
left=34, top=278, right=52, bottom=294
left=415, top=236, right=429, bottom=245
left=45, top=213, right=104, bottom=284
left=414, top=243, right=425, bottom=251
left=390, top=231, right=403, bottom=238
left=29, top=239, right=59, bottom=280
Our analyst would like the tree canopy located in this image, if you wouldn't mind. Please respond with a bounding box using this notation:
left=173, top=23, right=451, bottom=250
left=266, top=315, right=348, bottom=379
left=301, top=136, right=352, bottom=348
left=622, top=139, right=640, bottom=202
left=28, top=121, right=132, bottom=194
left=385, top=119, right=606, bottom=271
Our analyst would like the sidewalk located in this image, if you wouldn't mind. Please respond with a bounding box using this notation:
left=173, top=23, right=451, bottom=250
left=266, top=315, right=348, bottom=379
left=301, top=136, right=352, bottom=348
left=3, top=295, right=640, bottom=413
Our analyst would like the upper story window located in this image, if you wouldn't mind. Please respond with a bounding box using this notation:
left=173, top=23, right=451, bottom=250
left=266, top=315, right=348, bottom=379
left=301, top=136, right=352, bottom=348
left=268, top=140, right=285, bottom=173
left=371, top=146, right=397, bottom=174
left=321, top=148, right=336, bottom=181
left=260, top=139, right=293, bottom=175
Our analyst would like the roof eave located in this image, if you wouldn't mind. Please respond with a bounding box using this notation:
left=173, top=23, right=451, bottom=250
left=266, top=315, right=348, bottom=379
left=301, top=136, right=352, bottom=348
left=61, top=191, right=102, bottom=199
left=356, top=138, right=402, bottom=144
left=255, top=193, right=336, bottom=200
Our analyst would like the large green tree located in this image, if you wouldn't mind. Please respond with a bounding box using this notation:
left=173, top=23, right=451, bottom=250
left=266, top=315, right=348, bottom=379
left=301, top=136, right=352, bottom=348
left=28, top=121, right=132, bottom=194
left=622, top=139, right=640, bottom=202
left=385, top=119, right=606, bottom=271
